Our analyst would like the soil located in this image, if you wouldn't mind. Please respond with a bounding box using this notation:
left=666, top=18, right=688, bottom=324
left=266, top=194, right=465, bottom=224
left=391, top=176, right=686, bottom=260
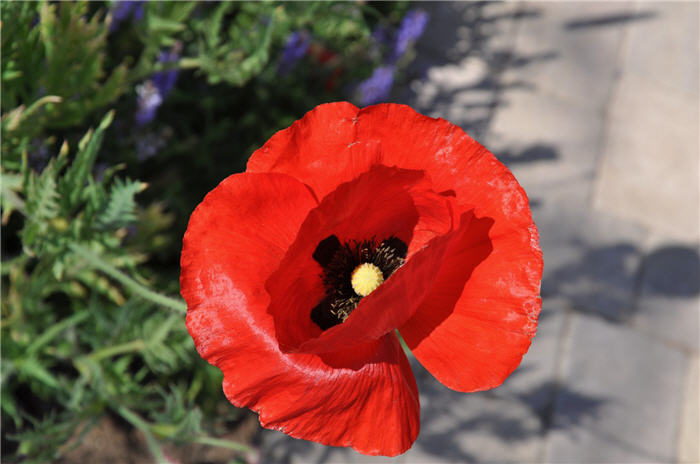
left=56, top=411, right=261, bottom=464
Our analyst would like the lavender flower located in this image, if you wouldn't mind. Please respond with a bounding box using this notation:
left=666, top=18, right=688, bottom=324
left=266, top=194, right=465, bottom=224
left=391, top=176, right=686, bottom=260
left=278, top=31, right=311, bottom=75
left=110, top=1, right=144, bottom=32
left=135, top=46, right=180, bottom=126
left=358, top=65, right=394, bottom=106
left=152, top=50, right=179, bottom=97
left=393, top=10, right=429, bottom=62
left=135, top=81, right=162, bottom=126
left=371, top=24, right=391, bottom=47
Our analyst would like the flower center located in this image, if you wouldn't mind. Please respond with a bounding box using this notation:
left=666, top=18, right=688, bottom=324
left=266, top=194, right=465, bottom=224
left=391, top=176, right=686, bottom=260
left=351, top=263, right=384, bottom=297
left=310, top=235, right=407, bottom=330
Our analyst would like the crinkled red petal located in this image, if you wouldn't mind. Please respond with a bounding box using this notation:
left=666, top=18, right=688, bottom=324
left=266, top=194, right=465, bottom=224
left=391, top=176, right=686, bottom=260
left=266, top=165, right=454, bottom=354
left=181, top=172, right=419, bottom=455
left=356, top=104, right=542, bottom=390
left=247, top=102, right=377, bottom=200
left=248, top=102, right=543, bottom=391
left=399, top=213, right=541, bottom=391
left=221, top=334, right=419, bottom=457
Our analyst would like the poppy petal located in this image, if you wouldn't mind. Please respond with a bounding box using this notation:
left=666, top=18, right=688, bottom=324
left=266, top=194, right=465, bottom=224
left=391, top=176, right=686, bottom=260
left=181, top=172, right=317, bottom=363
left=181, top=172, right=419, bottom=455
left=247, top=102, right=379, bottom=199
left=247, top=102, right=542, bottom=391
left=399, top=214, right=542, bottom=391
left=354, top=104, right=542, bottom=391
left=221, top=333, right=419, bottom=456
left=249, top=103, right=536, bottom=241
left=354, top=103, right=537, bottom=243
left=265, top=165, right=454, bottom=354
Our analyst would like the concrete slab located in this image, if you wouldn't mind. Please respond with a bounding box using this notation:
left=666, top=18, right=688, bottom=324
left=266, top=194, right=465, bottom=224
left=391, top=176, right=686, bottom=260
left=534, top=200, right=647, bottom=321
left=406, top=1, right=524, bottom=141
left=621, top=1, right=699, bottom=96
left=497, top=298, right=569, bottom=419
left=633, top=237, right=700, bottom=351
left=546, top=314, right=688, bottom=463
left=262, top=429, right=406, bottom=464
left=403, top=360, right=543, bottom=464
left=503, top=1, right=633, bottom=112
left=678, top=355, right=699, bottom=463
left=488, top=89, right=604, bottom=205
left=593, top=72, right=699, bottom=241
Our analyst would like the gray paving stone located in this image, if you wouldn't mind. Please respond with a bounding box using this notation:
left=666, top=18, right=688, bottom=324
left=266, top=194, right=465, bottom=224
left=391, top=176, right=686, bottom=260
left=621, top=1, right=699, bottom=96
left=678, top=355, right=699, bottom=463
left=502, top=1, right=632, bottom=111
left=404, top=360, right=543, bottom=464
left=593, top=72, right=699, bottom=241
left=487, top=89, right=604, bottom=204
left=546, top=314, right=688, bottom=463
left=497, top=298, right=568, bottom=418
left=406, top=1, right=525, bottom=142
left=633, top=239, right=700, bottom=352
left=262, top=430, right=405, bottom=464
left=534, top=199, right=648, bottom=321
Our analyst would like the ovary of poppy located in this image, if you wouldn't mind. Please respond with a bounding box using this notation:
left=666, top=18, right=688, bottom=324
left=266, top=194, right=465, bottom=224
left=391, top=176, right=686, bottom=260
left=180, top=102, right=543, bottom=456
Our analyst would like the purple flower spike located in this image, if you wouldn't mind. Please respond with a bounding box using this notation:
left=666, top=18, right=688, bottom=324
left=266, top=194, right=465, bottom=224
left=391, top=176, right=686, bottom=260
left=371, top=24, right=391, bottom=46
left=278, top=31, right=312, bottom=75
left=152, top=50, right=180, bottom=97
left=132, top=2, right=144, bottom=22
left=134, top=45, right=180, bottom=126
left=393, top=10, right=429, bottom=61
left=135, top=81, right=163, bottom=126
left=110, top=1, right=145, bottom=32
left=358, top=65, right=395, bottom=106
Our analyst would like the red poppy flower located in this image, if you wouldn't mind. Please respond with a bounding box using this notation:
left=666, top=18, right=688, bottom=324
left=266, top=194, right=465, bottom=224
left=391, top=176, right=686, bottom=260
left=181, top=102, right=542, bottom=456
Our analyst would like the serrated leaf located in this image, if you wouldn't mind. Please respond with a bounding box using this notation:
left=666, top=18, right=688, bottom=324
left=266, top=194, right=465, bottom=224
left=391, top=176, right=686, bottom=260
left=25, top=165, right=59, bottom=222
left=1, top=172, right=26, bottom=223
left=59, top=111, right=113, bottom=211
left=1, top=387, right=21, bottom=425
left=26, top=311, right=89, bottom=357
left=148, top=15, right=187, bottom=34
left=17, top=358, right=60, bottom=389
left=97, top=178, right=146, bottom=229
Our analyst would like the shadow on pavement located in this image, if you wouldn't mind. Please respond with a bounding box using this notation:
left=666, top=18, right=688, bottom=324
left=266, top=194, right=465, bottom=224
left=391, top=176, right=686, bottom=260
left=543, top=242, right=700, bottom=322
left=639, top=245, right=700, bottom=297
left=563, top=10, right=658, bottom=30
left=403, top=2, right=556, bottom=141
left=496, top=143, right=559, bottom=165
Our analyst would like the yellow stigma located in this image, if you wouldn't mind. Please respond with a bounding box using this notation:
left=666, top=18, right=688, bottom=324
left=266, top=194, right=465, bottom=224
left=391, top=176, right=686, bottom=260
left=351, top=262, right=384, bottom=297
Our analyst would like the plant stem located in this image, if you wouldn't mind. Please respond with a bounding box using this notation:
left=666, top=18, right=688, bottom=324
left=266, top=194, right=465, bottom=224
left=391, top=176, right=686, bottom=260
left=116, top=406, right=255, bottom=460
left=27, top=310, right=89, bottom=355
left=395, top=329, right=412, bottom=356
left=69, top=243, right=186, bottom=314
left=88, top=339, right=145, bottom=361
left=115, top=406, right=169, bottom=463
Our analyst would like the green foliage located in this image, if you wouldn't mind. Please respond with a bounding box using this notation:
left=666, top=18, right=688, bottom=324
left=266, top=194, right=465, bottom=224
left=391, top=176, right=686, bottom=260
left=1, top=0, right=420, bottom=461
left=2, top=114, right=240, bottom=463
left=132, top=2, right=379, bottom=87
left=98, top=177, right=146, bottom=229
left=1, top=2, right=128, bottom=135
